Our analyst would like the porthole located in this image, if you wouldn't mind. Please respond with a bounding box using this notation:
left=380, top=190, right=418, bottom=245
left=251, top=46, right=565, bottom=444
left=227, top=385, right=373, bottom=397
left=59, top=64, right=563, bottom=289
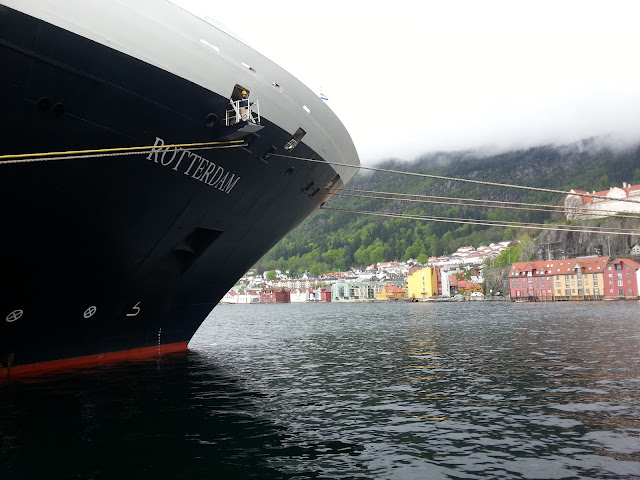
left=241, top=62, right=256, bottom=74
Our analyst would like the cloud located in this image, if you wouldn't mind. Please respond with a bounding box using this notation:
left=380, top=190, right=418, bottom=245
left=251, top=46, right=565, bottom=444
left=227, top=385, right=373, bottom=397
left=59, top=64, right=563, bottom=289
left=174, top=0, right=640, bottom=164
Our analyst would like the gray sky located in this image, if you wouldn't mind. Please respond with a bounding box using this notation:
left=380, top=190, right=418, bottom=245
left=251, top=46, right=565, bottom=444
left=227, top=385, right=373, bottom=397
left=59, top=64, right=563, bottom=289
left=173, top=0, right=640, bottom=164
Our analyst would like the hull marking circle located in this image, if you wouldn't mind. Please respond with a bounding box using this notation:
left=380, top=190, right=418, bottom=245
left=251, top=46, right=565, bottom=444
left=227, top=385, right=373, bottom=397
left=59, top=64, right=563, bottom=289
left=83, top=306, right=97, bottom=318
left=6, top=309, right=23, bottom=323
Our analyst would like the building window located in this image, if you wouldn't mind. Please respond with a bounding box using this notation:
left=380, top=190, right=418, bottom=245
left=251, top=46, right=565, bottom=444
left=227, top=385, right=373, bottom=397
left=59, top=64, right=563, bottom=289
left=615, top=265, right=622, bottom=271
left=594, top=289, right=599, bottom=295
left=578, top=289, right=584, bottom=295
left=555, top=282, right=561, bottom=287
left=618, top=280, right=624, bottom=287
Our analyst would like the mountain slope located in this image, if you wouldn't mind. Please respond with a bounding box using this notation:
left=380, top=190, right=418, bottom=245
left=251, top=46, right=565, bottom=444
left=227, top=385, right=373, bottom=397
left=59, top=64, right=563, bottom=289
left=258, top=138, right=640, bottom=274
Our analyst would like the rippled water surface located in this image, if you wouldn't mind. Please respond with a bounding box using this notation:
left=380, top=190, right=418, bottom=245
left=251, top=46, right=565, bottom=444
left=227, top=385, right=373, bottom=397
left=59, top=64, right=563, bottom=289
left=2, top=301, right=640, bottom=479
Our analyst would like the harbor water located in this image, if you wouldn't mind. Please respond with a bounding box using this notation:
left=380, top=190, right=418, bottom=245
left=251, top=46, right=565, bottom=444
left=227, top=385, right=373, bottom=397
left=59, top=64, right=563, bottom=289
left=1, top=301, right=640, bottom=479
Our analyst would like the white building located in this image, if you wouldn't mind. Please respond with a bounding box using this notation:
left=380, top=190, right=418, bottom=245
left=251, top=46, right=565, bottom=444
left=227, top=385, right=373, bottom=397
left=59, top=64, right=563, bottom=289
left=565, top=183, right=640, bottom=220
left=290, top=288, right=314, bottom=302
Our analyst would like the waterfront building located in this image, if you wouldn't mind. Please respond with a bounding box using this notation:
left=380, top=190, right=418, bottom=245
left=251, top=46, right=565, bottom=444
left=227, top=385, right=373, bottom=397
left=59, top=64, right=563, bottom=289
left=603, top=258, right=640, bottom=299
left=509, top=257, right=609, bottom=301
left=375, top=285, right=407, bottom=301
left=222, top=289, right=261, bottom=304
left=238, top=290, right=262, bottom=304
left=438, top=269, right=450, bottom=297
left=449, top=275, right=483, bottom=295
left=331, top=280, right=383, bottom=301
left=407, top=267, right=439, bottom=300
left=290, top=288, right=315, bottom=303
left=222, top=291, right=238, bottom=304
left=260, top=288, right=291, bottom=303
left=317, top=288, right=332, bottom=302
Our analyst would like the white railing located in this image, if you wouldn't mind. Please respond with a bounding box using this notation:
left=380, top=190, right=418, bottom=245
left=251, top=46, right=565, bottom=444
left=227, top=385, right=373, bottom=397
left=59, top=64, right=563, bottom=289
left=225, top=99, right=260, bottom=126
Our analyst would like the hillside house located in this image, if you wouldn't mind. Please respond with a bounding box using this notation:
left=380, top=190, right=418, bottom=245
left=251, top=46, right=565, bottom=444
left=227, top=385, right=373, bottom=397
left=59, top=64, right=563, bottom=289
left=564, top=183, right=640, bottom=220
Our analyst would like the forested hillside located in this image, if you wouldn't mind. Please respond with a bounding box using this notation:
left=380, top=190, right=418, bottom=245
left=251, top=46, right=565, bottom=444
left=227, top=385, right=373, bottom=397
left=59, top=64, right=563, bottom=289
left=257, top=138, right=640, bottom=275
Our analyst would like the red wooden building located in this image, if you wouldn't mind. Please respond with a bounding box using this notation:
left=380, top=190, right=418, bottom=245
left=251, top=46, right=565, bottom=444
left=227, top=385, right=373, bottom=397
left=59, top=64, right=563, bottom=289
left=604, top=258, right=640, bottom=299
left=260, top=287, right=291, bottom=303
left=318, top=288, right=331, bottom=302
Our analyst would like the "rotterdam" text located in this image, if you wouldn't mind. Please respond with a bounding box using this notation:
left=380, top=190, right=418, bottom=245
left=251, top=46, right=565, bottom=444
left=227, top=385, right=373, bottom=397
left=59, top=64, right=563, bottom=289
left=146, top=137, right=240, bottom=194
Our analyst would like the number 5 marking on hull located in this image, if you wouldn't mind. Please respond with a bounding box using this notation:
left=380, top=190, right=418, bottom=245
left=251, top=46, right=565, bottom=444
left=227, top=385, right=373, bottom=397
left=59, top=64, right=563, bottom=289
left=126, top=302, right=141, bottom=317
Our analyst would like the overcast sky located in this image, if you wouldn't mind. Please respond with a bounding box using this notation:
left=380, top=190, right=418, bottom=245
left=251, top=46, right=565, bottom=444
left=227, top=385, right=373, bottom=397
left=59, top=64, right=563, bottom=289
left=173, top=0, right=640, bottom=164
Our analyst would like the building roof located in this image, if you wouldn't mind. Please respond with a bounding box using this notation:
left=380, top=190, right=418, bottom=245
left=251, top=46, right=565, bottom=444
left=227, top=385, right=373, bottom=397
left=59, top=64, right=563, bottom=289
left=510, top=256, right=610, bottom=277
left=408, top=266, right=439, bottom=277
left=611, top=258, right=640, bottom=270
left=384, top=285, right=405, bottom=293
left=570, top=184, right=640, bottom=204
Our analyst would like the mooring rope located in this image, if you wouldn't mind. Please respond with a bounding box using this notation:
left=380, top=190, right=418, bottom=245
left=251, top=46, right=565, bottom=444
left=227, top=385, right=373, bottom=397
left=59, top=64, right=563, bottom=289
left=321, top=207, right=640, bottom=236
left=0, top=140, right=246, bottom=165
left=271, top=153, right=640, bottom=206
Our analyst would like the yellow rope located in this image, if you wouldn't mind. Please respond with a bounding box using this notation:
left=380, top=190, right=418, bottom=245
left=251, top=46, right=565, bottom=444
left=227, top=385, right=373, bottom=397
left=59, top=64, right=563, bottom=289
left=0, top=140, right=245, bottom=161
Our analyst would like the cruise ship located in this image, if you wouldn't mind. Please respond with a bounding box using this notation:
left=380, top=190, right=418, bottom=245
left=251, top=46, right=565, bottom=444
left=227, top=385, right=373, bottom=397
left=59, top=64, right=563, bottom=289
left=0, top=1, right=359, bottom=376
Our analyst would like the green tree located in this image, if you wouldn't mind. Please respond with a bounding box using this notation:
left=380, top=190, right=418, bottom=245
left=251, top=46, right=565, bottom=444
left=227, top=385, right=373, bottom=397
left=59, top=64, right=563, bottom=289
left=266, top=270, right=277, bottom=281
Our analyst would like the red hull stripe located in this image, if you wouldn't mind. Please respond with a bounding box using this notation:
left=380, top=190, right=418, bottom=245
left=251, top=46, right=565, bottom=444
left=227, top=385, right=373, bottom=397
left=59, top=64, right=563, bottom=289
left=0, top=342, right=190, bottom=379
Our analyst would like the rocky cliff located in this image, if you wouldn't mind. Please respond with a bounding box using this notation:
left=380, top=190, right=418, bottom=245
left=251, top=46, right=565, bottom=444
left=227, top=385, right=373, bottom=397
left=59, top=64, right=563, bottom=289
left=534, top=216, right=640, bottom=260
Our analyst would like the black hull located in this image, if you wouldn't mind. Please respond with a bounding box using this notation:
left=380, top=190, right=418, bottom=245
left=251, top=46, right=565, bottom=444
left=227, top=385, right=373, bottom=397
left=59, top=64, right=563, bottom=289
left=0, top=6, right=342, bottom=373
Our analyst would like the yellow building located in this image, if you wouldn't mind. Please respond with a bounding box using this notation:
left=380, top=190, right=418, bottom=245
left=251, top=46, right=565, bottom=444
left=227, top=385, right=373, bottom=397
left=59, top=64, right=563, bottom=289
left=550, top=257, right=608, bottom=299
left=407, top=267, right=438, bottom=300
left=375, top=285, right=407, bottom=301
